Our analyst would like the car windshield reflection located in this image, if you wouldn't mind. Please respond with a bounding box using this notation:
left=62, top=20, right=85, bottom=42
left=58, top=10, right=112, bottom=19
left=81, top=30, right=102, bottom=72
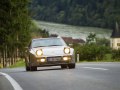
left=32, top=38, right=66, bottom=48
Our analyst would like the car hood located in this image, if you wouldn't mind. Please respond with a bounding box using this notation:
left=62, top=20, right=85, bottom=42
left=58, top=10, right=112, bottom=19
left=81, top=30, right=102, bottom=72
left=30, top=46, right=74, bottom=57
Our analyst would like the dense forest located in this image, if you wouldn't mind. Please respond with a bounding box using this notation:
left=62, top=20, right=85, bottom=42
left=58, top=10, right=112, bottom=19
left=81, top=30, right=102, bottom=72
left=30, top=0, right=120, bottom=29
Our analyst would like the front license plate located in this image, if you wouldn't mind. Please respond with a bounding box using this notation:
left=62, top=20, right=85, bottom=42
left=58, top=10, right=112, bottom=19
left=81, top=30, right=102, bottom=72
left=47, top=57, right=61, bottom=62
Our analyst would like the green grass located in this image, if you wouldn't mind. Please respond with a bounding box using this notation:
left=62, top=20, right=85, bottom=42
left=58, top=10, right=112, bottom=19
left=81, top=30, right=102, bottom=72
left=0, top=63, right=3, bottom=68
left=9, top=60, right=25, bottom=68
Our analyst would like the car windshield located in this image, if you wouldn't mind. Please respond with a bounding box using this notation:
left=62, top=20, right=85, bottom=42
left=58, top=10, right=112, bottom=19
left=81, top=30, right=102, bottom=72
left=32, top=38, right=66, bottom=48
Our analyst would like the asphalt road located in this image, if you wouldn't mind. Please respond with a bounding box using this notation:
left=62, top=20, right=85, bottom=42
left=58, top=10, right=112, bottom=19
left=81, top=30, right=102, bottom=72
left=0, top=62, right=120, bottom=90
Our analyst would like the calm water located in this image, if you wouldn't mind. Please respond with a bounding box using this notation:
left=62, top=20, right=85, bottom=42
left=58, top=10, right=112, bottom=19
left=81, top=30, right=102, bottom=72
left=35, top=20, right=112, bottom=40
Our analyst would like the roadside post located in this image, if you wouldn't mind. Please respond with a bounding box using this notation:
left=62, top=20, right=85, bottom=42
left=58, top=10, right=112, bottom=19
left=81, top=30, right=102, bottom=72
left=77, top=53, right=79, bottom=63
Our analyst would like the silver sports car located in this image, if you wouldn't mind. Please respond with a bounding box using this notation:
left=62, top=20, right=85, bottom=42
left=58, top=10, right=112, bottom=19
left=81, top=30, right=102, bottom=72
left=25, top=37, right=75, bottom=71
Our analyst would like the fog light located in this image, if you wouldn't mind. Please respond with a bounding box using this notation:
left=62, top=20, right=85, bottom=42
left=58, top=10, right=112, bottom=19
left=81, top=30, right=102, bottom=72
left=40, top=58, right=46, bottom=62
left=63, top=57, right=69, bottom=61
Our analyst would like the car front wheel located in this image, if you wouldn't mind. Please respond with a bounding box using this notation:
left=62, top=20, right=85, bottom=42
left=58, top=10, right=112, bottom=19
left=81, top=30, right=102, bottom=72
left=30, top=66, right=37, bottom=71
left=26, top=66, right=30, bottom=71
left=68, top=63, right=75, bottom=69
left=61, top=64, right=67, bottom=69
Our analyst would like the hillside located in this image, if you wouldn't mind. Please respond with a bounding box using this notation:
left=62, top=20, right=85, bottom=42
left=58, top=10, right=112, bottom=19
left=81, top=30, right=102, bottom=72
left=35, top=21, right=112, bottom=40
left=30, top=0, right=120, bottom=29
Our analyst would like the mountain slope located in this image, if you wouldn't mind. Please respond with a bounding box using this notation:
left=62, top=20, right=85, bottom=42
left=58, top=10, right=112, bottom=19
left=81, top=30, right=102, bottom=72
left=30, top=0, right=120, bottom=29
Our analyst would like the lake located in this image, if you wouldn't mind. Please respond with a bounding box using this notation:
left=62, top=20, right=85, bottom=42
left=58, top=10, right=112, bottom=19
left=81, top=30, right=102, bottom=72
left=34, top=20, right=112, bottom=40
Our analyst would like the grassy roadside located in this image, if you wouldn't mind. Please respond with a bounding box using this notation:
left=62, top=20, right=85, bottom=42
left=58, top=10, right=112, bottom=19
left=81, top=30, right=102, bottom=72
left=9, top=60, right=25, bottom=68
left=0, top=63, right=3, bottom=68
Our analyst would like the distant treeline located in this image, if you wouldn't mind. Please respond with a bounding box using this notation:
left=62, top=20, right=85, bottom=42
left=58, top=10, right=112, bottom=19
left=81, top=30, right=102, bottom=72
left=30, top=0, right=120, bottom=29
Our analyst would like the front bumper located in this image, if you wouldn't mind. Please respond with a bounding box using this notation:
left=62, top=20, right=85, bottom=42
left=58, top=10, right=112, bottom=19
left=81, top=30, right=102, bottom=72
left=30, top=55, right=74, bottom=67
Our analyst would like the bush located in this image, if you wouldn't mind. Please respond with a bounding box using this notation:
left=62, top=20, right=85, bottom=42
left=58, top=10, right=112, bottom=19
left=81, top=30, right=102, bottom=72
left=112, top=49, right=120, bottom=61
left=74, top=44, right=111, bottom=61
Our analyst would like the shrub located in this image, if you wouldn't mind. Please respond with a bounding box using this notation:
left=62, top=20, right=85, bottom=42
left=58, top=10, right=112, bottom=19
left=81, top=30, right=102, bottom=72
left=112, top=49, right=120, bottom=61
left=74, top=44, right=110, bottom=61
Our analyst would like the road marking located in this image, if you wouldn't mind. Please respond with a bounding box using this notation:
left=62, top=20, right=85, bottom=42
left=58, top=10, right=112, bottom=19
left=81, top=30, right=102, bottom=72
left=0, top=72, right=23, bottom=90
left=83, top=67, right=108, bottom=70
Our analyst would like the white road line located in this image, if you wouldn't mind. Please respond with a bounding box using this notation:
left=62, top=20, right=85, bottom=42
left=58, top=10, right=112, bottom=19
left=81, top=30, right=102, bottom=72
left=0, top=72, right=23, bottom=90
left=83, top=67, right=108, bottom=70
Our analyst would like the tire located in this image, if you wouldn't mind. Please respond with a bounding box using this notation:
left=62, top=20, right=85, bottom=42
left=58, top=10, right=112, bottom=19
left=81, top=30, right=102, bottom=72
left=30, top=66, right=37, bottom=71
left=25, top=56, right=30, bottom=71
left=61, top=64, right=67, bottom=69
left=26, top=66, right=30, bottom=71
left=68, top=63, right=75, bottom=69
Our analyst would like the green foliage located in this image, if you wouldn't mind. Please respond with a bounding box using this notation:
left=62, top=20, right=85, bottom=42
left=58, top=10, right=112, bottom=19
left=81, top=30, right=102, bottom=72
left=0, top=0, right=31, bottom=50
left=74, top=44, right=111, bottom=61
left=0, top=63, right=3, bottom=68
left=30, top=0, right=120, bottom=28
left=30, top=21, right=49, bottom=38
left=0, top=0, right=31, bottom=67
left=96, top=38, right=110, bottom=46
left=9, top=60, right=25, bottom=68
left=86, top=33, right=96, bottom=44
left=74, top=34, right=111, bottom=62
left=112, top=49, right=120, bottom=61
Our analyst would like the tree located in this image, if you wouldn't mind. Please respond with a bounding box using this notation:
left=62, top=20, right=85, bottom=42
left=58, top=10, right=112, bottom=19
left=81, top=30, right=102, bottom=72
left=30, top=0, right=120, bottom=29
left=96, top=38, right=110, bottom=46
left=0, top=0, right=31, bottom=67
left=86, top=33, right=96, bottom=44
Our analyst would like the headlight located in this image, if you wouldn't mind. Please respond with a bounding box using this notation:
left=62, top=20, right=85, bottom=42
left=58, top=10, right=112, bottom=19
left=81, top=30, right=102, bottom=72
left=64, top=47, right=70, bottom=54
left=36, top=49, right=43, bottom=56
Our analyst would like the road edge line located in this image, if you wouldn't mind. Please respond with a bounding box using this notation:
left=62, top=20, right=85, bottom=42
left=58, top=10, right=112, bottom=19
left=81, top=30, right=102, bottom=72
left=0, top=72, right=23, bottom=90
left=83, top=67, right=108, bottom=70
